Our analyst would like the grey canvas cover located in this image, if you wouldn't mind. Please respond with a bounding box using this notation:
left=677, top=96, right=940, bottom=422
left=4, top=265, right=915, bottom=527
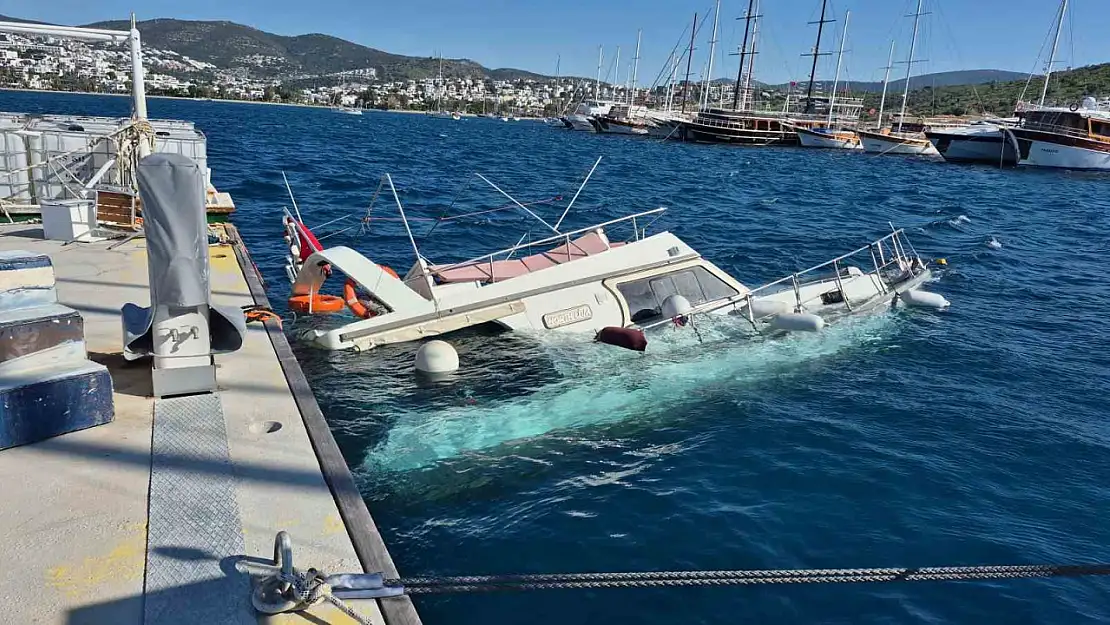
left=123, top=153, right=244, bottom=359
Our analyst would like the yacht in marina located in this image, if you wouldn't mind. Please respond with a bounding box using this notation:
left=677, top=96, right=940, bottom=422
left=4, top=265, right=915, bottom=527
left=925, top=0, right=1069, bottom=166
left=677, top=0, right=863, bottom=146
left=795, top=8, right=862, bottom=150
left=858, top=0, right=940, bottom=156
left=1004, top=98, right=1110, bottom=170
left=279, top=166, right=948, bottom=353
left=563, top=99, right=616, bottom=131
left=591, top=104, right=654, bottom=135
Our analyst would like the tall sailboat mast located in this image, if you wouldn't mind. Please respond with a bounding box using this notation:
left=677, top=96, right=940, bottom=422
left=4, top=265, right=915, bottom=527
left=595, top=46, right=603, bottom=100
left=897, top=0, right=925, bottom=134
left=630, top=28, right=642, bottom=107
left=1040, top=0, right=1068, bottom=106
left=877, top=40, right=895, bottom=129
left=701, top=0, right=722, bottom=110
left=804, top=0, right=833, bottom=113
left=743, top=2, right=760, bottom=111
left=613, top=46, right=620, bottom=102
left=681, top=13, right=697, bottom=113
left=732, top=0, right=756, bottom=110
left=827, top=11, right=849, bottom=125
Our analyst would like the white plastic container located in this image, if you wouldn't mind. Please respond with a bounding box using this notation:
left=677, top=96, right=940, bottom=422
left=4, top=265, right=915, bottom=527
left=40, top=199, right=96, bottom=242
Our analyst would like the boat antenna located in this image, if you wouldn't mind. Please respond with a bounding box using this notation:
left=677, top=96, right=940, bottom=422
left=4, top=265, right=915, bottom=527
left=282, top=170, right=303, bottom=223
left=1040, top=0, right=1068, bottom=106
left=554, top=156, right=603, bottom=231
left=803, top=0, right=833, bottom=114
left=474, top=173, right=561, bottom=235
left=732, top=0, right=756, bottom=110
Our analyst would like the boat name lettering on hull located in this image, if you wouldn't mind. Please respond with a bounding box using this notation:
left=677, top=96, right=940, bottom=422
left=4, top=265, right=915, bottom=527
left=542, top=305, right=593, bottom=329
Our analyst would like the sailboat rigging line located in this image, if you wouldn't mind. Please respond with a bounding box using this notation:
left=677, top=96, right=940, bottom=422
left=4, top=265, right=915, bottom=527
left=554, top=156, right=603, bottom=231
left=418, top=175, right=475, bottom=242
left=475, top=173, right=561, bottom=235
left=281, top=171, right=303, bottom=224
left=385, top=173, right=422, bottom=263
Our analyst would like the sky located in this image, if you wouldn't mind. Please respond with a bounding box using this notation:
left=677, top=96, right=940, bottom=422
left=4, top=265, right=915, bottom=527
left=4, top=0, right=1107, bottom=86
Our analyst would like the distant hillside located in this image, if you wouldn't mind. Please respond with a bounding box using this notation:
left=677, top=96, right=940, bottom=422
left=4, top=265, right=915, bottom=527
left=774, top=69, right=1029, bottom=94
left=79, top=17, right=561, bottom=82
left=867, top=62, right=1110, bottom=117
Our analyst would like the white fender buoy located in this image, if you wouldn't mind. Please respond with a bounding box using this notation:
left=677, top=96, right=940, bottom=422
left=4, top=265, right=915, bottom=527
left=768, top=312, right=825, bottom=333
left=899, top=289, right=950, bottom=310
left=746, top=299, right=792, bottom=319
left=415, top=340, right=459, bottom=374
left=661, top=294, right=693, bottom=319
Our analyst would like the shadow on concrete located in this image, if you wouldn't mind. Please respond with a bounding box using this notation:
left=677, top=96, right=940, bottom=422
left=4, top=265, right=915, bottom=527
left=66, top=552, right=261, bottom=625
left=0, top=227, right=45, bottom=239
left=89, top=351, right=154, bottom=398
left=30, top=436, right=332, bottom=492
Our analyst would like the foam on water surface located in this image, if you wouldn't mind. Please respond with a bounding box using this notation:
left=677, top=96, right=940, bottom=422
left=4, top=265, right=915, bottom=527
left=362, top=313, right=897, bottom=472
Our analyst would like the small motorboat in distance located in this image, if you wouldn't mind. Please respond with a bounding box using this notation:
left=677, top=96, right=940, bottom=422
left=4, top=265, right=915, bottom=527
left=281, top=164, right=948, bottom=353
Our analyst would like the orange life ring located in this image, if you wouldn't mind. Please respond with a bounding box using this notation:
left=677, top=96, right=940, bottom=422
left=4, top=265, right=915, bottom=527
left=382, top=265, right=399, bottom=279
left=287, top=293, right=345, bottom=315
left=343, top=278, right=377, bottom=319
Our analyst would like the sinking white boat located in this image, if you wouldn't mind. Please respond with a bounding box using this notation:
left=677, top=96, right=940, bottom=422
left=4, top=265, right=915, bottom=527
left=282, top=168, right=947, bottom=352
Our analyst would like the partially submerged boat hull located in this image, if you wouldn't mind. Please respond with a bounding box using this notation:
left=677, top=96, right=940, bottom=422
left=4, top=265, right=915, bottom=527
left=926, top=127, right=1017, bottom=165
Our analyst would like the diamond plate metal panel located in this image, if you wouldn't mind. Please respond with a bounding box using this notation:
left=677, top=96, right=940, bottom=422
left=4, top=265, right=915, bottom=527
left=145, top=393, right=253, bottom=624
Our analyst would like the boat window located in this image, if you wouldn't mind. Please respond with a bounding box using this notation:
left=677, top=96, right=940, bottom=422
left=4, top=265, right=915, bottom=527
left=1091, top=120, right=1110, bottom=137
left=616, top=267, right=738, bottom=323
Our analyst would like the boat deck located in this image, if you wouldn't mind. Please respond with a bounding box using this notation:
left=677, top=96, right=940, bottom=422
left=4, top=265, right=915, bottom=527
left=0, top=223, right=418, bottom=624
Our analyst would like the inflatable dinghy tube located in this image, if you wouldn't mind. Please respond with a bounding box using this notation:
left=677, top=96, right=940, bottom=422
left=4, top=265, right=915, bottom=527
left=768, top=313, right=825, bottom=333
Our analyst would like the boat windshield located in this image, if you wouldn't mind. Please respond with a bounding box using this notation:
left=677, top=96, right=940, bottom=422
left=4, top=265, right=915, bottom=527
left=616, top=266, right=738, bottom=324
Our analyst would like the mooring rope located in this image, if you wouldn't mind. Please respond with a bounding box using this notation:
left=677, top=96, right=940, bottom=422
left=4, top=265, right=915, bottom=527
left=385, top=563, right=1110, bottom=594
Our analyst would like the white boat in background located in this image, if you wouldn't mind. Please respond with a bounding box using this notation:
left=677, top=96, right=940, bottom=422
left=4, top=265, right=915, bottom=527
left=563, top=99, right=615, bottom=131
left=591, top=104, right=653, bottom=135
left=927, top=1, right=1069, bottom=166
left=279, top=163, right=947, bottom=353
left=796, top=126, right=861, bottom=149
left=926, top=121, right=1017, bottom=164
left=860, top=0, right=939, bottom=157
left=336, top=106, right=362, bottom=115
left=1005, top=98, right=1110, bottom=170
left=859, top=128, right=939, bottom=155
left=794, top=8, right=861, bottom=150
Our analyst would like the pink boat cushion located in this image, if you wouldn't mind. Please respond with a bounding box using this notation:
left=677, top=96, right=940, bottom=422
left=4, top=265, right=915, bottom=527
left=431, top=231, right=622, bottom=284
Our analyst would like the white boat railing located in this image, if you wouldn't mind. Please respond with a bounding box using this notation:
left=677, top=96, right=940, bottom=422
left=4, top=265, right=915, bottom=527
left=639, top=228, right=923, bottom=331
left=426, top=207, right=669, bottom=275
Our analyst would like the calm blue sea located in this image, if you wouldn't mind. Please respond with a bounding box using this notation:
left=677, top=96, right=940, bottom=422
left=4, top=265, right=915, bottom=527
left=5, top=90, right=1110, bottom=624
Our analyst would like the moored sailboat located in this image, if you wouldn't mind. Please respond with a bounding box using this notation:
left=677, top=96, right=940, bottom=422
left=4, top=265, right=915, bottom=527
left=859, top=0, right=939, bottom=156
left=795, top=9, right=861, bottom=150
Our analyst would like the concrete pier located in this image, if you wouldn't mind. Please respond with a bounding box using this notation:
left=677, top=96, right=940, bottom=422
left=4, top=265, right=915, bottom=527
left=0, top=222, right=419, bottom=625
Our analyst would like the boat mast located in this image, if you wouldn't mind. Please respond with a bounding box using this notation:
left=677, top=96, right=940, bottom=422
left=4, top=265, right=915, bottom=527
left=554, top=54, right=561, bottom=114
left=827, top=11, right=849, bottom=125
left=877, top=40, right=895, bottom=129
left=1040, top=0, right=1068, bottom=106
left=743, top=2, right=760, bottom=111
left=804, top=0, right=833, bottom=114
left=613, top=46, right=620, bottom=102
left=733, top=0, right=756, bottom=110
left=898, top=0, right=925, bottom=134
left=681, top=13, right=697, bottom=113
left=596, top=46, right=603, bottom=100
left=436, top=52, right=444, bottom=113
left=630, top=28, right=642, bottom=107
left=701, top=0, right=722, bottom=110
